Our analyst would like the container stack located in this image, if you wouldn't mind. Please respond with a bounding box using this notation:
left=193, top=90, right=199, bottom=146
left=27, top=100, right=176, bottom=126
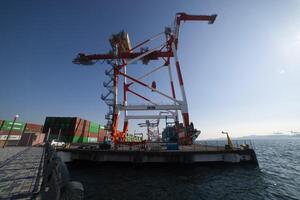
left=19, top=123, right=45, bottom=146
left=25, top=123, right=43, bottom=132
left=88, top=122, right=100, bottom=143
left=98, top=128, right=106, bottom=143
left=0, top=120, right=44, bottom=146
left=0, top=120, right=26, bottom=145
left=73, top=118, right=90, bottom=143
left=43, top=117, right=106, bottom=144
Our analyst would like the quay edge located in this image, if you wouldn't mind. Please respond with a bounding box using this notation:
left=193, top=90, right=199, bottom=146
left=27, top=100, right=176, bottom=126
left=56, top=148, right=258, bottom=166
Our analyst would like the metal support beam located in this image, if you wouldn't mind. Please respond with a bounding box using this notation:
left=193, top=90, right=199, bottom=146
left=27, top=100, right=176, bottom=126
left=126, top=115, right=174, bottom=120
left=118, top=104, right=182, bottom=111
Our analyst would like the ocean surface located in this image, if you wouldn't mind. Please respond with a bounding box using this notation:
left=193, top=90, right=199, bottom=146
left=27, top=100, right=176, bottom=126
left=67, top=139, right=300, bottom=200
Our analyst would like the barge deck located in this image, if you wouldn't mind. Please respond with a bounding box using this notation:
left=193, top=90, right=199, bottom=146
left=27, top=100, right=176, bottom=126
left=56, top=143, right=258, bottom=165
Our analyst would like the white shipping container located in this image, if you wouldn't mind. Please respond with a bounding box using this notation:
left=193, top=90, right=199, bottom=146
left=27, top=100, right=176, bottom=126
left=0, top=135, right=21, bottom=140
left=88, top=137, right=98, bottom=143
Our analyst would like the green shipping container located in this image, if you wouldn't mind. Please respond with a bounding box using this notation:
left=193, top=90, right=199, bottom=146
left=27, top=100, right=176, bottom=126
left=44, top=117, right=103, bottom=144
left=1, top=121, right=25, bottom=132
left=71, top=135, right=89, bottom=143
left=89, top=122, right=100, bottom=133
left=72, top=135, right=82, bottom=143
left=83, top=137, right=88, bottom=143
left=70, top=135, right=87, bottom=143
left=45, top=117, right=73, bottom=129
left=44, top=117, right=55, bottom=126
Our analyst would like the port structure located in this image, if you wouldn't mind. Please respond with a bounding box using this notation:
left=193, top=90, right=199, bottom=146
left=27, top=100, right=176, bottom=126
left=138, top=119, right=160, bottom=142
left=73, top=13, right=217, bottom=145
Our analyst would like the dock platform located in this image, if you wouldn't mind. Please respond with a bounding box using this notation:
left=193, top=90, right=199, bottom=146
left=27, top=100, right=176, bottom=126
left=0, top=145, right=85, bottom=200
left=0, top=147, right=44, bottom=199
left=56, top=143, right=258, bottom=165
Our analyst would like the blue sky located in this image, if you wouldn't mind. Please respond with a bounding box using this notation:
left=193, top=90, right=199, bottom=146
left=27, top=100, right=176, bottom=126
left=0, top=0, right=299, bottom=139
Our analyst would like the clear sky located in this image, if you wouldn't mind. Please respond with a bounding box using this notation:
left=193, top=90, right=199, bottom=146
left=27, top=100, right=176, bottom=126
left=0, top=0, right=299, bottom=139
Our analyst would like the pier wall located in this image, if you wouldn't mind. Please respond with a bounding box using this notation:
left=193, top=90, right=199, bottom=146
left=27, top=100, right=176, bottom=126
left=57, top=149, right=258, bottom=165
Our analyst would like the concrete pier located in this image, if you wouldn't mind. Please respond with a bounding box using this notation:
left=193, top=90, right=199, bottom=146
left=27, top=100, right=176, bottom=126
left=0, top=145, right=84, bottom=200
left=56, top=145, right=258, bottom=165
left=0, top=147, right=44, bottom=199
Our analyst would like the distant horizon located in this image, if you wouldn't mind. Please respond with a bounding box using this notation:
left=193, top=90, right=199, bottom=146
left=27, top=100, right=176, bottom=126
left=201, top=131, right=300, bottom=140
left=1, top=115, right=300, bottom=141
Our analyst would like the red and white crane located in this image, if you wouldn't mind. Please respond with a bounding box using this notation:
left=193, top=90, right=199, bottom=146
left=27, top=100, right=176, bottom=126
left=73, top=13, right=217, bottom=145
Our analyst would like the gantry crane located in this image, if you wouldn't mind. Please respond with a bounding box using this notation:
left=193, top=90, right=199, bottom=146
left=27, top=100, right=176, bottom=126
left=73, top=13, right=217, bottom=145
left=138, top=120, right=160, bottom=142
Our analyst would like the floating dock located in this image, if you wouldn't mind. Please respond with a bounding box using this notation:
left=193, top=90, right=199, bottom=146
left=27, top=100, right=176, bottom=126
left=56, top=143, right=258, bottom=165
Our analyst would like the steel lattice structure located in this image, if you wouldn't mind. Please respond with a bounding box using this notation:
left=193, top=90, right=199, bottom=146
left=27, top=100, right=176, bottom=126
left=73, top=13, right=217, bottom=144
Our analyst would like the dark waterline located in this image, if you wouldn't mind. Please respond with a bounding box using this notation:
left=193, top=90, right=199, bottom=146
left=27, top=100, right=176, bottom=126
left=67, top=139, right=300, bottom=200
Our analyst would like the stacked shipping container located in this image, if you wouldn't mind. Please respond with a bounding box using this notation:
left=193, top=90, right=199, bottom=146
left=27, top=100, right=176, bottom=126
left=88, top=121, right=99, bottom=143
left=43, top=117, right=106, bottom=143
left=0, top=117, right=106, bottom=145
left=25, top=123, right=43, bottom=132
left=72, top=118, right=89, bottom=143
left=18, top=132, right=46, bottom=146
left=19, top=122, right=45, bottom=146
left=0, top=120, right=26, bottom=145
left=0, top=120, right=44, bottom=146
